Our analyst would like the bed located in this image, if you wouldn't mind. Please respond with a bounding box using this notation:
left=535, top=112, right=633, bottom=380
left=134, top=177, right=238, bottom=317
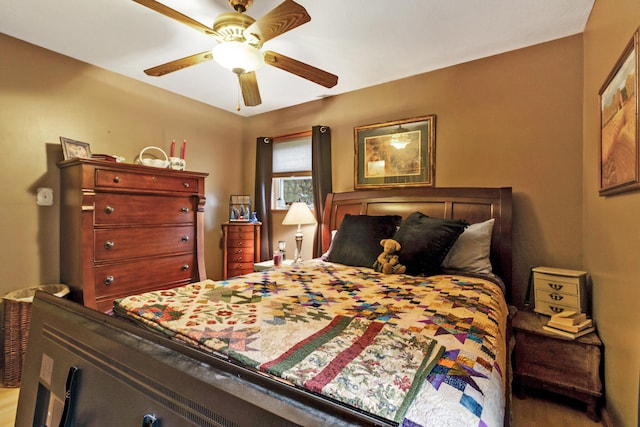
left=111, top=186, right=513, bottom=426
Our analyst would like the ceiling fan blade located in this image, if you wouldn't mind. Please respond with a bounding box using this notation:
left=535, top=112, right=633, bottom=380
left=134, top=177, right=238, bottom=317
left=144, top=51, right=213, bottom=76
left=238, top=72, right=262, bottom=106
left=264, top=51, right=338, bottom=88
left=132, top=0, right=217, bottom=37
left=244, top=0, right=310, bottom=44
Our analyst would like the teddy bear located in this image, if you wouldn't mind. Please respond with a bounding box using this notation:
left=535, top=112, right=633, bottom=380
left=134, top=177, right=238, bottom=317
left=372, top=239, right=407, bottom=274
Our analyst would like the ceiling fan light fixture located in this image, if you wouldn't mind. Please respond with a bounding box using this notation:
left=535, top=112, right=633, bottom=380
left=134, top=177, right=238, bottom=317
left=213, top=41, right=264, bottom=74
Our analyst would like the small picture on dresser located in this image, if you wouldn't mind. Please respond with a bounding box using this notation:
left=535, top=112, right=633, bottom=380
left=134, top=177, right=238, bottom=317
left=229, top=195, right=252, bottom=222
left=60, top=136, right=92, bottom=160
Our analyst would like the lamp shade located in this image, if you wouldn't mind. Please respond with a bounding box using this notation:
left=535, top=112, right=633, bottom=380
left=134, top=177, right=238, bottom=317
left=213, top=41, right=264, bottom=74
left=282, top=202, right=316, bottom=226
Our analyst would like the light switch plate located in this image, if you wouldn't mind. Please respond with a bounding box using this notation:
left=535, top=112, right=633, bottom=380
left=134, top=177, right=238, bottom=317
left=37, top=187, right=54, bottom=206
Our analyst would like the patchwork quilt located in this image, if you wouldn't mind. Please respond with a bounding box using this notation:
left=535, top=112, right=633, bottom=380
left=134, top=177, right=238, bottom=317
left=114, top=260, right=508, bottom=426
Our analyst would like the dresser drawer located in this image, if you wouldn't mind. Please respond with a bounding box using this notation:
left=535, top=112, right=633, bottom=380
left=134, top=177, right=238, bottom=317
left=94, top=194, right=194, bottom=225
left=226, top=227, right=257, bottom=240
left=95, top=169, right=200, bottom=193
left=227, top=252, right=255, bottom=264
left=93, top=254, right=195, bottom=300
left=226, top=264, right=254, bottom=278
left=533, top=301, right=577, bottom=316
left=534, top=273, right=579, bottom=295
left=94, top=226, right=194, bottom=261
left=227, top=237, right=255, bottom=248
left=535, top=288, right=580, bottom=307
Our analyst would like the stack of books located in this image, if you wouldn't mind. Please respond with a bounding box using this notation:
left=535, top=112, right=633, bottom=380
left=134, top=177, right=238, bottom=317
left=542, top=311, right=595, bottom=339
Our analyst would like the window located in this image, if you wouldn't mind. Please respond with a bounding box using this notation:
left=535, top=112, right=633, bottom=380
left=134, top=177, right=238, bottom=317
left=272, top=131, right=313, bottom=210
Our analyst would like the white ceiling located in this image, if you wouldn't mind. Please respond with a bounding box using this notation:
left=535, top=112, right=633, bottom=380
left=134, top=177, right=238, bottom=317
left=1, top=0, right=594, bottom=117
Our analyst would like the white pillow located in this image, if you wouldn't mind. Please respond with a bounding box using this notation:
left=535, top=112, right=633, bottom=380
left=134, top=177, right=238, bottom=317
left=321, top=229, right=338, bottom=260
left=441, top=218, right=494, bottom=274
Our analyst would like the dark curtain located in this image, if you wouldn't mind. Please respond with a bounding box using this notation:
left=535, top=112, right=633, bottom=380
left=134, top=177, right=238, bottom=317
left=254, top=137, right=273, bottom=261
left=311, top=125, right=332, bottom=257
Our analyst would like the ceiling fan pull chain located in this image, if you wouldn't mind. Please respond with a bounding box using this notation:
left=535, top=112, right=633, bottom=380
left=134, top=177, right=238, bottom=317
left=237, top=84, right=241, bottom=112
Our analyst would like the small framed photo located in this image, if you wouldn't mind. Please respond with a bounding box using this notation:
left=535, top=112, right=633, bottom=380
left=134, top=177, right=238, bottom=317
left=60, top=137, right=92, bottom=160
left=354, top=115, right=436, bottom=189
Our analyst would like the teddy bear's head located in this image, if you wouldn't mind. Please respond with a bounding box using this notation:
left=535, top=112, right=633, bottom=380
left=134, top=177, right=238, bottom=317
left=380, top=238, right=401, bottom=254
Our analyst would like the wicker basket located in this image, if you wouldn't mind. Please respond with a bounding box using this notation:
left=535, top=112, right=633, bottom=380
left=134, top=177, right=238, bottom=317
left=1, top=284, right=69, bottom=387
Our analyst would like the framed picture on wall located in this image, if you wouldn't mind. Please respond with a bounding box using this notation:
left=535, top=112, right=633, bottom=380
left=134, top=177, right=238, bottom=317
left=60, top=137, right=92, bottom=160
left=354, top=115, right=436, bottom=189
left=598, top=28, right=640, bottom=196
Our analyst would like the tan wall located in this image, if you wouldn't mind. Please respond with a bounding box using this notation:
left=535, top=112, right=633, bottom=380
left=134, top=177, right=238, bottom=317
left=246, top=35, right=585, bottom=308
left=0, top=34, right=245, bottom=287
left=584, top=2, right=640, bottom=426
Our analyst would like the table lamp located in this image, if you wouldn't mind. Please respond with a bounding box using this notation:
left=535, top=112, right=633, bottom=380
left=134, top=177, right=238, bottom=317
left=282, top=202, right=317, bottom=263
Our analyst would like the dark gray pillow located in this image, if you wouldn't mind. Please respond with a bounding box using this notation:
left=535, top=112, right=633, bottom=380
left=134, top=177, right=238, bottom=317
left=394, top=212, right=467, bottom=276
left=326, top=214, right=401, bottom=268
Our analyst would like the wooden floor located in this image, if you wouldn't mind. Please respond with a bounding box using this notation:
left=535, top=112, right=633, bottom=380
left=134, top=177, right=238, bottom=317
left=0, top=386, right=602, bottom=426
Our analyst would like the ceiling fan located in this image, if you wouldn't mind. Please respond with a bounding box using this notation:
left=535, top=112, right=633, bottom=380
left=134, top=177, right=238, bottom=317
left=133, top=0, right=338, bottom=108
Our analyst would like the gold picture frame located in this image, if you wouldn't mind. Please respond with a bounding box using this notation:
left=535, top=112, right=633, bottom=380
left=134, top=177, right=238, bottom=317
left=354, top=115, right=435, bottom=189
left=599, top=28, right=640, bottom=196
left=60, top=136, right=92, bottom=160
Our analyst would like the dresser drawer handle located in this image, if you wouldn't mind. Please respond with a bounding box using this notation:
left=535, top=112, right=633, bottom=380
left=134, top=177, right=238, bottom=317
left=550, top=293, right=563, bottom=301
left=548, top=283, right=563, bottom=291
left=104, top=276, right=114, bottom=285
left=181, top=235, right=190, bottom=242
left=113, top=176, right=120, bottom=183
left=181, top=264, right=190, bottom=271
left=104, top=240, right=115, bottom=250
left=549, top=305, right=563, bottom=313
left=235, top=256, right=243, bottom=261
left=235, top=248, right=244, bottom=254
left=237, top=241, right=244, bottom=246
left=104, top=206, right=115, bottom=214
left=183, top=182, right=190, bottom=188
left=181, top=207, right=190, bottom=213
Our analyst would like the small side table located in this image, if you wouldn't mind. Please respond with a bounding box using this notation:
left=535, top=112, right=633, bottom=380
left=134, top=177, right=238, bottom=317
left=254, top=259, right=294, bottom=272
left=512, top=309, right=603, bottom=421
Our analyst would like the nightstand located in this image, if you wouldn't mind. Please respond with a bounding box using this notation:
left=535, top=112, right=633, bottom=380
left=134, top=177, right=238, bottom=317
left=253, top=259, right=294, bottom=272
left=512, top=309, right=603, bottom=421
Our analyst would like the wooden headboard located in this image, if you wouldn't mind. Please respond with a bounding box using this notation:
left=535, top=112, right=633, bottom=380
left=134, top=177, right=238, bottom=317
left=322, top=187, right=512, bottom=294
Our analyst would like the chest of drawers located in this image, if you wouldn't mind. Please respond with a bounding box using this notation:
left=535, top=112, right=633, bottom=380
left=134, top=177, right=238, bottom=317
left=59, top=158, right=208, bottom=312
left=532, top=266, right=588, bottom=315
left=221, top=222, right=261, bottom=279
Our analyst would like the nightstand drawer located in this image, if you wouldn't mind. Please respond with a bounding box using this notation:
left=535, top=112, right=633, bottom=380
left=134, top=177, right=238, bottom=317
left=515, top=329, right=602, bottom=393
left=534, top=301, right=577, bottom=316
left=535, top=288, right=580, bottom=307
left=534, top=273, right=579, bottom=295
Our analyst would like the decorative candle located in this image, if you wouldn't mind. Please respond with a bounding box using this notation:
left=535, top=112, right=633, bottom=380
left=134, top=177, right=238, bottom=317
left=170, top=140, right=175, bottom=157
left=181, top=140, right=186, bottom=160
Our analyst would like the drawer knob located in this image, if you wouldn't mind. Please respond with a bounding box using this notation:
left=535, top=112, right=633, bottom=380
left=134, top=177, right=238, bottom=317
left=104, top=276, right=114, bottom=285
left=104, top=206, right=115, bottom=214
left=548, top=283, right=563, bottom=291
left=183, top=182, right=190, bottom=188
left=104, top=240, right=115, bottom=250
left=235, top=248, right=244, bottom=254
left=181, top=264, right=190, bottom=271
left=181, top=235, right=190, bottom=242
left=235, top=256, right=243, bottom=261
left=237, top=241, right=244, bottom=246
left=181, top=207, right=190, bottom=213
left=550, top=306, right=563, bottom=313
left=550, top=293, right=563, bottom=301
left=113, top=176, right=120, bottom=183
